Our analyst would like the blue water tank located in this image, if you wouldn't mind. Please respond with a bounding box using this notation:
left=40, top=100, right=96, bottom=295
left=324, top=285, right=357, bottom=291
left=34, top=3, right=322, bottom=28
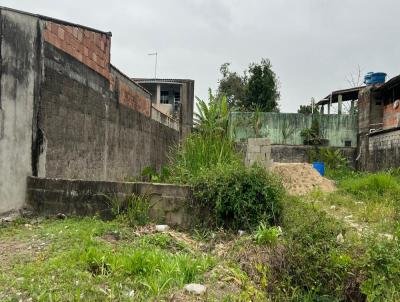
left=312, top=162, right=325, bottom=176
left=364, top=72, right=373, bottom=85
left=370, top=72, right=387, bottom=84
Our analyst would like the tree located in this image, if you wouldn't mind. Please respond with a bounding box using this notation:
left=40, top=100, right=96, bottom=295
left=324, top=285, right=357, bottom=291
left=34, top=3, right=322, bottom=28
left=217, top=63, right=247, bottom=108
left=298, top=98, right=318, bottom=115
left=243, top=58, right=280, bottom=112
left=216, top=58, right=280, bottom=112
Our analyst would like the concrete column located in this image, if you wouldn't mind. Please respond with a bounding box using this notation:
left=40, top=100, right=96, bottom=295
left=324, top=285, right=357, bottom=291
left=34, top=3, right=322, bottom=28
left=156, top=84, right=161, bottom=104
left=321, top=105, right=325, bottom=114
left=350, top=99, right=355, bottom=114
left=338, top=94, right=343, bottom=115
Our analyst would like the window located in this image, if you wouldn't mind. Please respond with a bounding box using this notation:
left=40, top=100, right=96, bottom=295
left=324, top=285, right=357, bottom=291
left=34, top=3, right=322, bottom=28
left=160, top=91, right=169, bottom=104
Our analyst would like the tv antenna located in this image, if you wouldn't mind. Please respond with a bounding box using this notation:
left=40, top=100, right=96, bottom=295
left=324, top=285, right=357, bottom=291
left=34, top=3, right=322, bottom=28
left=148, top=52, right=158, bottom=78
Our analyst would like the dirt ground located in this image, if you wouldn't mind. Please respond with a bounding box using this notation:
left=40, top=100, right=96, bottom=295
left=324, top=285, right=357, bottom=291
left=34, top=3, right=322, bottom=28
left=272, top=163, right=336, bottom=195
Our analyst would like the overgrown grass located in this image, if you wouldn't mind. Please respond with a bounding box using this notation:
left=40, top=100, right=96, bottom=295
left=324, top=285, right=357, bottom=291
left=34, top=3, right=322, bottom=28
left=0, top=218, right=214, bottom=301
left=168, top=132, right=242, bottom=183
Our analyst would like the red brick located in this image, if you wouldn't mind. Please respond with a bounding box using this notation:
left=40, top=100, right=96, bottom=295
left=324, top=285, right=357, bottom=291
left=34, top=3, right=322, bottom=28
left=58, top=27, right=65, bottom=40
left=51, top=22, right=59, bottom=34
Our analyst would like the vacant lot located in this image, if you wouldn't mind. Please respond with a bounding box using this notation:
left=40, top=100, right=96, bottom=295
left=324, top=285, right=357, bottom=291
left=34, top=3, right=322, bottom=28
left=1, top=170, right=399, bottom=301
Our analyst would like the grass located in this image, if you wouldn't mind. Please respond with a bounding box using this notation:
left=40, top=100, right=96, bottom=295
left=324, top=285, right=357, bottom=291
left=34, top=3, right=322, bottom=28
left=1, top=171, right=400, bottom=301
left=0, top=218, right=215, bottom=301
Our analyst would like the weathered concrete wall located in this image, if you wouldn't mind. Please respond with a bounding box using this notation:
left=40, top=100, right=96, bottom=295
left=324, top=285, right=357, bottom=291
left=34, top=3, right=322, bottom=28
left=270, top=145, right=356, bottom=167
left=27, top=177, right=194, bottom=228
left=364, top=129, right=400, bottom=171
left=38, top=44, right=179, bottom=181
left=0, top=10, right=40, bottom=213
left=229, top=112, right=358, bottom=148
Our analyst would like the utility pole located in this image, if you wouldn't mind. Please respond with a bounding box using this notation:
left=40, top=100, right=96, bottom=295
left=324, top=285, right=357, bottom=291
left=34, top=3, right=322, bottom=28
left=148, top=52, right=157, bottom=78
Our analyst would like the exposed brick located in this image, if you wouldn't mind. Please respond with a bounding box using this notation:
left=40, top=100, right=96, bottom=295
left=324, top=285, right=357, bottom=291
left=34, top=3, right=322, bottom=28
left=58, top=27, right=65, bottom=40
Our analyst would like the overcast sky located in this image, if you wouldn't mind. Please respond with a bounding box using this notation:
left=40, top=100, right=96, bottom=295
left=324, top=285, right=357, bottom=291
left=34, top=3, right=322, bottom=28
left=2, top=0, right=400, bottom=112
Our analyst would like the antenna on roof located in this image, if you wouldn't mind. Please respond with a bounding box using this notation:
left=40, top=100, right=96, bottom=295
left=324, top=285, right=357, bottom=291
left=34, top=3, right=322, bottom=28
left=148, top=52, right=158, bottom=78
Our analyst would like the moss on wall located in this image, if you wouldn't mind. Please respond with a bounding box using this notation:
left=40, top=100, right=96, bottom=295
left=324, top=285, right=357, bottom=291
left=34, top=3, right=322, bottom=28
left=228, top=112, right=358, bottom=147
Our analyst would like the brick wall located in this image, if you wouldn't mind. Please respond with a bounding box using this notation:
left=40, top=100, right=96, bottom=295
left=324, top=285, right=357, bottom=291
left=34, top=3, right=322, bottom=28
left=110, top=66, right=151, bottom=117
left=383, top=101, right=400, bottom=129
left=43, top=21, right=111, bottom=79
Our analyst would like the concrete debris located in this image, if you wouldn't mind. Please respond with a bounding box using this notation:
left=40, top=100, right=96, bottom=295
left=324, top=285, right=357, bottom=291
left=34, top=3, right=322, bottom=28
left=336, top=233, right=344, bottom=244
left=184, top=283, right=207, bottom=295
left=155, top=225, right=170, bottom=232
left=238, top=230, right=245, bottom=236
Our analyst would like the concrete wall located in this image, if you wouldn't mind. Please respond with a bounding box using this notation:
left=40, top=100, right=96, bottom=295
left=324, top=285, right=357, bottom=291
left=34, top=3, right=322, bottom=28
left=38, top=44, right=179, bottom=181
left=270, top=145, right=356, bottom=167
left=27, top=176, right=194, bottom=228
left=0, top=10, right=40, bottom=213
left=229, top=112, right=358, bottom=148
left=364, top=129, right=400, bottom=171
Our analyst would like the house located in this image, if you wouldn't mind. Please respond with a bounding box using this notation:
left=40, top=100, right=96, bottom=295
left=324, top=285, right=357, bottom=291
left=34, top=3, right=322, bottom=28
left=133, top=78, right=194, bottom=138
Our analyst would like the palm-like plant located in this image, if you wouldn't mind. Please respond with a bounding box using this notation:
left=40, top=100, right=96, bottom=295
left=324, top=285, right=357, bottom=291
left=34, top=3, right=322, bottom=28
left=194, top=89, right=229, bottom=136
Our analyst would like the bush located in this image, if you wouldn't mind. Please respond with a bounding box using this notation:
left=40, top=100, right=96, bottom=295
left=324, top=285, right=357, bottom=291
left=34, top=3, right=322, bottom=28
left=308, top=147, right=349, bottom=170
left=192, top=164, right=284, bottom=230
left=168, top=133, right=241, bottom=183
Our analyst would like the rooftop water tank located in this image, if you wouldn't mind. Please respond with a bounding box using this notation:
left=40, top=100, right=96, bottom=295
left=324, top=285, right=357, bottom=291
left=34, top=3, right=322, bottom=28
left=364, top=72, right=387, bottom=85
left=370, top=72, right=387, bottom=84
left=364, top=72, right=373, bottom=85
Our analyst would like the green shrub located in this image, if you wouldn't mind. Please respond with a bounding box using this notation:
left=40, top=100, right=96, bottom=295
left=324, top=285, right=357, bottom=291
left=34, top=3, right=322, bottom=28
left=274, top=198, right=355, bottom=300
left=192, top=164, right=284, bottom=230
left=308, top=147, right=349, bottom=170
left=168, top=133, right=241, bottom=183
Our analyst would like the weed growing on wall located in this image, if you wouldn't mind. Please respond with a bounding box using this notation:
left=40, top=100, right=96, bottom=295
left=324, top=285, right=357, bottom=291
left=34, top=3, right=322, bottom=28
left=108, top=194, right=151, bottom=227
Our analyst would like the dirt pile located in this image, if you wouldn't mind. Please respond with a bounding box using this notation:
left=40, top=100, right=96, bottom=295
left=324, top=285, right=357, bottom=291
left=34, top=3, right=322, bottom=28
left=272, top=163, right=336, bottom=195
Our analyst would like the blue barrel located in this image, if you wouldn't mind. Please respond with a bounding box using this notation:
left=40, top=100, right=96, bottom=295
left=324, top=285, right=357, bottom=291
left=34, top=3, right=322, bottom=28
left=313, top=162, right=325, bottom=176
left=370, top=72, right=387, bottom=84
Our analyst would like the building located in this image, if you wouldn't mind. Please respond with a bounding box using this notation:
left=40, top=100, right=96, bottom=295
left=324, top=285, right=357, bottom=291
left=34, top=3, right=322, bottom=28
left=134, top=78, right=194, bottom=138
left=0, top=7, right=189, bottom=214
left=357, top=75, right=400, bottom=170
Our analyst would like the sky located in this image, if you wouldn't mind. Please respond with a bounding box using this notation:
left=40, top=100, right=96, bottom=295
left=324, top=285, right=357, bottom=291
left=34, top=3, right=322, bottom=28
left=2, top=0, right=400, bottom=112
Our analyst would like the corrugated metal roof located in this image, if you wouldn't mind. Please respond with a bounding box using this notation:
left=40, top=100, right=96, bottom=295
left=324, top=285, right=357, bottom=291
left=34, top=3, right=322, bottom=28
left=317, top=86, right=365, bottom=105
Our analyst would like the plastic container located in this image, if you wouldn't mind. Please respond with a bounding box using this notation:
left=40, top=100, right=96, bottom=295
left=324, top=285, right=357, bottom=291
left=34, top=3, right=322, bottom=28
left=312, top=162, right=325, bottom=176
left=364, top=72, right=373, bottom=85
left=370, top=72, right=387, bottom=84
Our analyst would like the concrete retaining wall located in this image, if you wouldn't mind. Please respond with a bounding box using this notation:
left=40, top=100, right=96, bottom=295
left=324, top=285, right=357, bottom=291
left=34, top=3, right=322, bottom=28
left=27, top=177, right=194, bottom=228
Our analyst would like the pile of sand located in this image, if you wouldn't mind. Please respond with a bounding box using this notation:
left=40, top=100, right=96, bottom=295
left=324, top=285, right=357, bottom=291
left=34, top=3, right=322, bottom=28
left=271, top=163, right=336, bottom=196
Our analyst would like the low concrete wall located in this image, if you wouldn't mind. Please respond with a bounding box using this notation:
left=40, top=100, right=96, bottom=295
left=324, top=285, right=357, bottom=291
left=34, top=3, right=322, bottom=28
left=271, top=145, right=356, bottom=167
left=26, top=177, right=194, bottom=228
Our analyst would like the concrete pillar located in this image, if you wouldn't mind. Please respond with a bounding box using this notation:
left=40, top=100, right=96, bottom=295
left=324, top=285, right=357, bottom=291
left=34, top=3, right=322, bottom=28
left=350, top=99, right=355, bottom=114
left=338, top=94, right=343, bottom=115
left=156, top=84, right=161, bottom=104
left=321, top=105, right=325, bottom=114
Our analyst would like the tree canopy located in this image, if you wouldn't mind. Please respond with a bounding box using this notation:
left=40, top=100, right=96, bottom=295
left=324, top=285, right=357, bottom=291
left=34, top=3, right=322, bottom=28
left=217, top=58, right=280, bottom=112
